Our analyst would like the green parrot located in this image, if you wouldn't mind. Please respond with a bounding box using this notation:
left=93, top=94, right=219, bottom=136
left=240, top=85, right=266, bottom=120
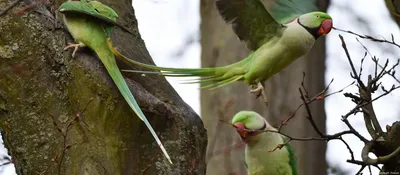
left=58, top=0, right=172, bottom=164
left=107, top=0, right=332, bottom=104
left=232, top=111, right=297, bottom=175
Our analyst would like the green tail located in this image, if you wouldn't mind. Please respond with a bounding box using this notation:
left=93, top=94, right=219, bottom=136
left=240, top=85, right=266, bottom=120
left=95, top=44, right=172, bottom=164
left=107, top=38, right=249, bottom=89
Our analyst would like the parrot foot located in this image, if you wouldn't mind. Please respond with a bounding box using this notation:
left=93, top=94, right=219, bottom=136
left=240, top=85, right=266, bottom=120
left=64, top=42, right=85, bottom=58
left=249, top=82, right=268, bottom=106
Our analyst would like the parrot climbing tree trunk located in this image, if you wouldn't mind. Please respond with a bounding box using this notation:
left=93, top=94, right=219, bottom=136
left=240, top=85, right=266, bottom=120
left=200, top=0, right=329, bottom=175
left=0, top=0, right=206, bottom=174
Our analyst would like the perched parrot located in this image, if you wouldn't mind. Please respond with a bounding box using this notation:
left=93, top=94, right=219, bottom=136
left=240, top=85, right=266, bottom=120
left=58, top=0, right=172, bottom=164
left=232, top=111, right=297, bottom=175
left=106, top=0, right=332, bottom=104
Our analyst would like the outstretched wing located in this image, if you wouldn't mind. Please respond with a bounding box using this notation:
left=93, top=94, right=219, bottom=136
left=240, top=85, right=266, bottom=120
left=269, top=0, right=317, bottom=24
left=215, top=0, right=284, bottom=50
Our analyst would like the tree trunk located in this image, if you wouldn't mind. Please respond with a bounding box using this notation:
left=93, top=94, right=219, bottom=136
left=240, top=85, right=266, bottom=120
left=200, top=0, right=329, bottom=175
left=384, top=0, right=400, bottom=28
left=0, top=0, right=207, bottom=174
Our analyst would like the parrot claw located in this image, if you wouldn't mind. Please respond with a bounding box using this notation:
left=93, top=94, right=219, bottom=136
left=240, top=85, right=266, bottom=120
left=64, top=42, right=85, bottom=58
left=249, top=82, right=268, bottom=106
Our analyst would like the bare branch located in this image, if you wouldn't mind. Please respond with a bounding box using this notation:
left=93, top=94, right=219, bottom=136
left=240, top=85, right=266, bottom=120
left=339, top=137, right=355, bottom=160
left=278, top=75, right=342, bottom=131
left=362, top=141, right=400, bottom=165
left=339, top=35, right=388, bottom=139
left=334, top=27, right=400, bottom=48
left=299, top=88, right=323, bottom=136
left=339, top=34, right=366, bottom=89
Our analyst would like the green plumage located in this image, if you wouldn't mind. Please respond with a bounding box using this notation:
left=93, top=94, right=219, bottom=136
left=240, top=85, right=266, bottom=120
left=59, top=0, right=172, bottom=164
left=270, top=0, right=317, bottom=24
left=59, top=0, right=118, bottom=26
left=109, top=0, right=332, bottom=94
left=231, top=111, right=298, bottom=175
left=216, top=0, right=282, bottom=50
left=285, top=143, right=298, bottom=175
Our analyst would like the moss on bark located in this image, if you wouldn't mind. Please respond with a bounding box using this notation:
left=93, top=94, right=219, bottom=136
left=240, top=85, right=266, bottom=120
left=0, top=0, right=207, bottom=174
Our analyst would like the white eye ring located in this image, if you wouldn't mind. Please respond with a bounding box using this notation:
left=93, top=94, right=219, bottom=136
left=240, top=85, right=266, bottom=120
left=316, top=15, right=320, bottom=18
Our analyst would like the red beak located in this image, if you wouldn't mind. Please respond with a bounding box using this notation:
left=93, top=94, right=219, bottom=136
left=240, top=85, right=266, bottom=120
left=318, top=19, right=333, bottom=36
left=234, top=122, right=248, bottom=140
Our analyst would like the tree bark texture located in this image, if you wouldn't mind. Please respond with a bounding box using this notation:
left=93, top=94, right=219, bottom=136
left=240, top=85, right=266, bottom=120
left=200, top=0, right=329, bottom=175
left=380, top=122, right=400, bottom=173
left=0, top=0, right=207, bottom=174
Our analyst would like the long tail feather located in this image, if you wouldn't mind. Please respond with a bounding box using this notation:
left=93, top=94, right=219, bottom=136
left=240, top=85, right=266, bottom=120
left=107, top=38, right=250, bottom=90
left=180, top=76, right=223, bottom=84
left=96, top=46, right=172, bottom=164
left=107, top=38, right=218, bottom=76
left=200, top=75, right=244, bottom=90
left=122, top=69, right=211, bottom=77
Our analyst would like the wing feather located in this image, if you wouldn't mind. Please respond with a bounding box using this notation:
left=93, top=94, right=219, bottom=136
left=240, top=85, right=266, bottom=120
left=59, top=1, right=118, bottom=25
left=270, top=0, right=318, bottom=24
left=215, top=0, right=283, bottom=50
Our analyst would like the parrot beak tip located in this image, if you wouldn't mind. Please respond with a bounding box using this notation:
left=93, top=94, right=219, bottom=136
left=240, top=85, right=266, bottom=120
left=234, top=122, right=248, bottom=140
left=319, top=19, right=333, bottom=36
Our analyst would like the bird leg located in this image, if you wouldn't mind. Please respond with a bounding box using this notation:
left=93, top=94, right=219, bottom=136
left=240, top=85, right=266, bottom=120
left=249, top=82, right=268, bottom=106
left=63, top=42, right=85, bottom=58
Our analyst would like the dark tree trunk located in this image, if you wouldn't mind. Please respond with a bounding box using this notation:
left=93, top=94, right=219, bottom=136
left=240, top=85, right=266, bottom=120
left=385, top=0, right=400, bottom=28
left=200, top=0, right=329, bottom=175
left=0, top=0, right=207, bottom=174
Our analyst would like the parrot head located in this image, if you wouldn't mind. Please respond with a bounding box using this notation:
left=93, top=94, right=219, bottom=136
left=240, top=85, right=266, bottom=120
left=297, top=11, right=333, bottom=38
left=231, top=111, right=269, bottom=142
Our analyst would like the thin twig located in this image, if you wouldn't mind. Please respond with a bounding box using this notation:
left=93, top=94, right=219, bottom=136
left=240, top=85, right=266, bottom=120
left=346, top=119, right=369, bottom=143
left=278, top=75, right=338, bottom=131
left=339, top=34, right=366, bottom=89
left=299, top=88, right=323, bottom=136
left=0, top=0, right=22, bottom=16
left=339, top=35, right=387, bottom=139
left=334, top=27, right=400, bottom=48
left=339, top=137, right=355, bottom=160
left=14, top=0, right=47, bottom=15
left=219, top=119, right=356, bottom=152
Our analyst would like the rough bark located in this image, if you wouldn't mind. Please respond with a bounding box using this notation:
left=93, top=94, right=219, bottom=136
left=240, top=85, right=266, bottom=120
left=381, top=1, right=400, bottom=172
left=0, top=0, right=207, bottom=174
left=200, top=0, right=329, bottom=175
left=379, top=122, right=400, bottom=173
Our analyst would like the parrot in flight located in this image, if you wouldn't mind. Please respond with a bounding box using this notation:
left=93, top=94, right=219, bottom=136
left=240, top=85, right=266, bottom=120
left=106, top=0, right=333, bottom=105
left=58, top=0, right=172, bottom=164
left=232, top=111, right=297, bottom=175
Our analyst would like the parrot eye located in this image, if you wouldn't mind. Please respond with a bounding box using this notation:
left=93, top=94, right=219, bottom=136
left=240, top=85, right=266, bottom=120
left=316, top=15, right=320, bottom=18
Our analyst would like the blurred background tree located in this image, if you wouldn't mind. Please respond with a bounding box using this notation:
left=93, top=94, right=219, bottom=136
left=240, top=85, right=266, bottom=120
left=201, top=0, right=328, bottom=174
left=385, top=0, right=400, bottom=27
left=1, top=0, right=400, bottom=174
